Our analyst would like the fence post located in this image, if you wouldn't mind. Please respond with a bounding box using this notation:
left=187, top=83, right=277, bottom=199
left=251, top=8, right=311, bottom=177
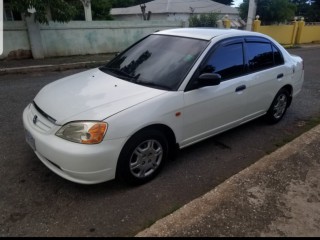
left=217, top=20, right=223, bottom=29
left=296, top=17, right=305, bottom=45
left=252, top=15, right=261, bottom=32
left=223, top=15, right=231, bottom=29
left=290, top=18, right=299, bottom=45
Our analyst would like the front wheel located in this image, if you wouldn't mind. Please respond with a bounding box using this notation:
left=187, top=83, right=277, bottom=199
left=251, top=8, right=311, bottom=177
left=266, top=89, right=290, bottom=124
left=116, top=129, right=168, bottom=185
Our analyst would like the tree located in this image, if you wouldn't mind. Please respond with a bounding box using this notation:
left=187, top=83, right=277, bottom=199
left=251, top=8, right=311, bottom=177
left=70, top=0, right=115, bottom=21
left=213, top=0, right=234, bottom=5
left=306, top=0, right=320, bottom=21
left=92, top=0, right=113, bottom=20
left=8, top=0, right=78, bottom=24
left=289, top=0, right=320, bottom=22
left=111, top=0, right=153, bottom=8
left=240, top=0, right=296, bottom=24
left=290, top=0, right=311, bottom=17
left=239, top=0, right=252, bottom=20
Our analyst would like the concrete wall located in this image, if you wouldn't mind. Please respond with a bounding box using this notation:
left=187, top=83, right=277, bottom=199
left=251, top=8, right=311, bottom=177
left=1, top=20, right=184, bottom=59
left=2, top=21, right=31, bottom=59
left=40, top=20, right=183, bottom=57
left=253, top=20, right=320, bottom=46
left=298, top=25, right=320, bottom=44
left=257, top=25, right=297, bottom=45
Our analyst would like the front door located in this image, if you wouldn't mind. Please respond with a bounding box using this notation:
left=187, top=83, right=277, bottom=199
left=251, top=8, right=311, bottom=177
left=181, top=40, right=248, bottom=147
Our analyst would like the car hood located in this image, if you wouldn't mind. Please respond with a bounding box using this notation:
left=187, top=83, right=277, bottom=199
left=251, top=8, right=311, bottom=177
left=34, top=68, right=166, bottom=125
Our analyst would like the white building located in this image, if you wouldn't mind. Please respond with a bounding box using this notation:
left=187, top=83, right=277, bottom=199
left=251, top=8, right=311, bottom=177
left=111, top=0, right=243, bottom=28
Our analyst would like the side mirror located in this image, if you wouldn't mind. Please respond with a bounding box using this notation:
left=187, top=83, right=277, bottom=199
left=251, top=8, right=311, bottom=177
left=198, top=73, right=221, bottom=88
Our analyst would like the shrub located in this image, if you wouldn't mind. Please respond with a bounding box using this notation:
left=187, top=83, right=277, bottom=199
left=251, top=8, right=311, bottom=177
left=189, top=12, right=219, bottom=27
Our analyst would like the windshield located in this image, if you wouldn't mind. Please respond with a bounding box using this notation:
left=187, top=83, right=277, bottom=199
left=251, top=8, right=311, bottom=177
left=100, top=35, right=208, bottom=91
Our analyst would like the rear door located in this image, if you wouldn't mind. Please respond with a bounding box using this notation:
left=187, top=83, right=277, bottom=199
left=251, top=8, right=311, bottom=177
left=241, top=37, right=290, bottom=121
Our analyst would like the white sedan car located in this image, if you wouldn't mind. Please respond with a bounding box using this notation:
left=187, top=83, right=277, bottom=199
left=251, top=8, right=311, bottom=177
left=23, top=28, right=304, bottom=185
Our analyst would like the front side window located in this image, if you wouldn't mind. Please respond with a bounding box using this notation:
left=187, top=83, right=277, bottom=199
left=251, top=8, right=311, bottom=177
left=100, top=35, right=208, bottom=91
left=202, top=43, right=245, bottom=81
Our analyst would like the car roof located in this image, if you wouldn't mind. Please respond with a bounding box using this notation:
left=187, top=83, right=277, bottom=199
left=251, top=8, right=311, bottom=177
left=154, top=28, right=263, bottom=41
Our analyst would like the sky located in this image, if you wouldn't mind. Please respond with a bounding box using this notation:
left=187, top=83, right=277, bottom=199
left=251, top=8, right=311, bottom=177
left=233, top=0, right=243, bottom=7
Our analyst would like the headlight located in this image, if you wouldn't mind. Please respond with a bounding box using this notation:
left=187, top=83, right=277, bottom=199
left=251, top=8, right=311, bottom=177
left=56, top=122, right=107, bottom=144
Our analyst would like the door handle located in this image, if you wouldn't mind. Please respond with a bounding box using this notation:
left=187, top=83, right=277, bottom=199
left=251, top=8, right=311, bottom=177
left=277, top=73, right=284, bottom=79
left=235, top=85, right=246, bottom=92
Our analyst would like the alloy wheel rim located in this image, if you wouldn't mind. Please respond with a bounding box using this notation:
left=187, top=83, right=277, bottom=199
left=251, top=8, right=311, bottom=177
left=129, top=140, right=163, bottom=179
left=273, top=94, right=288, bottom=119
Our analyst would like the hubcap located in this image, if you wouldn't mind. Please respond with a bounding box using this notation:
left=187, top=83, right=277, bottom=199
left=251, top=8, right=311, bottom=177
left=273, top=93, right=288, bottom=119
left=129, top=140, right=163, bottom=179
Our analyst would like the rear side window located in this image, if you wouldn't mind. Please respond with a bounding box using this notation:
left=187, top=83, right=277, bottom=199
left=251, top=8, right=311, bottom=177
left=273, top=45, right=285, bottom=66
left=245, top=37, right=285, bottom=73
left=246, top=42, right=274, bottom=71
left=202, top=43, right=245, bottom=81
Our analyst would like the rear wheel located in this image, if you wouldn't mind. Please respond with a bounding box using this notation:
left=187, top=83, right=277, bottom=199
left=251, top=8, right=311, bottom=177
left=116, top=129, right=168, bottom=185
left=266, top=89, right=290, bottom=124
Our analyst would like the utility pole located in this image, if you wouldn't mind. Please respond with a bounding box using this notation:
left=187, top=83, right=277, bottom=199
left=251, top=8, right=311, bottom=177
left=246, top=0, right=257, bottom=31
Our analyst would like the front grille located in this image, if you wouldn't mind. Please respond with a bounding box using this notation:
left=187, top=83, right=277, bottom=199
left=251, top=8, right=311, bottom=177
left=28, top=103, right=56, bottom=133
left=33, top=102, right=57, bottom=124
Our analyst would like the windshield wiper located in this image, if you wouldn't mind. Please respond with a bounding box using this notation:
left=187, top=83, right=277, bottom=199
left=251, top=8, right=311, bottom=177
left=135, top=80, right=171, bottom=91
left=100, top=67, right=137, bottom=82
left=100, top=67, right=171, bottom=90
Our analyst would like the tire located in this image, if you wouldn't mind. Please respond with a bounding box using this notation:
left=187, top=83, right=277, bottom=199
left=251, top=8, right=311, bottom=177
left=266, top=89, right=290, bottom=124
left=116, top=129, right=168, bottom=185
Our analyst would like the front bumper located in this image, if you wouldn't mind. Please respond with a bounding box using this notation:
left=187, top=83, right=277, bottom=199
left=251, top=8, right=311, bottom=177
left=22, top=104, right=126, bottom=184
